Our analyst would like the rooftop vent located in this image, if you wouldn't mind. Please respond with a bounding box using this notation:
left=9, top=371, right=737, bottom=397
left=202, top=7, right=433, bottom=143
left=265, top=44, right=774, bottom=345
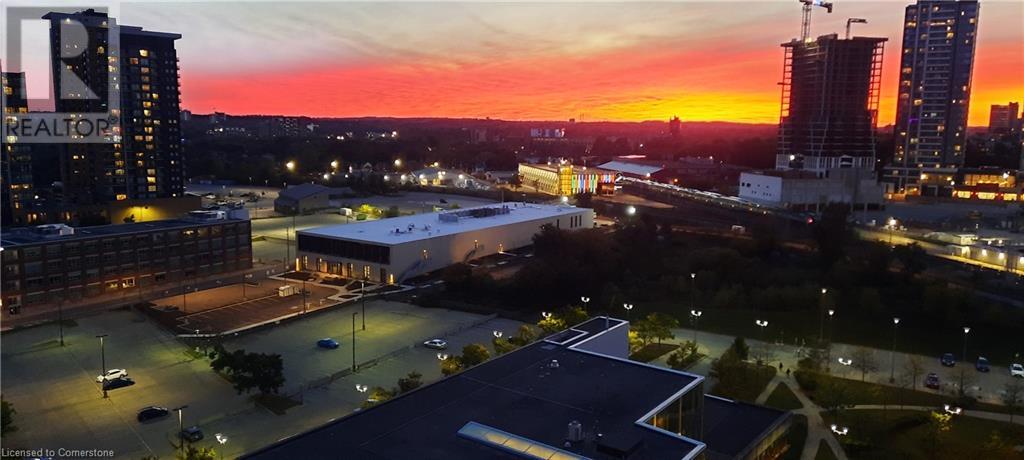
left=567, top=420, right=583, bottom=442
left=32, top=224, right=75, bottom=237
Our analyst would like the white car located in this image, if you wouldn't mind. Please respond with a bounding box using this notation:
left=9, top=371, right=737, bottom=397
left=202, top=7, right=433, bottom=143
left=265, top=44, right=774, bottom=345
left=423, top=339, right=448, bottom=350
left=96, top=369, right=128, bottom=382
left=1011, top=363, right=1024, bottom=378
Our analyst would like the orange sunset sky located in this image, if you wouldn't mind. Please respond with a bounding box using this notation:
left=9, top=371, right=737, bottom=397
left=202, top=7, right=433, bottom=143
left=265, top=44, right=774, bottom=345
left=108, top=2, right=1024, bottom=125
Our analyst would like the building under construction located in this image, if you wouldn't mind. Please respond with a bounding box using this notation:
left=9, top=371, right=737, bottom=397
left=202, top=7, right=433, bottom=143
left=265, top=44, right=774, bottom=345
left=776, top=34, right=886, bottom=176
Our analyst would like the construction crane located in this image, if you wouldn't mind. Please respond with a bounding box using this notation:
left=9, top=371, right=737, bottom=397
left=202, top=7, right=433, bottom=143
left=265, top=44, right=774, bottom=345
left=846, top=18, right=867, bottom=39
left=799, top=0, right=834, bottom=41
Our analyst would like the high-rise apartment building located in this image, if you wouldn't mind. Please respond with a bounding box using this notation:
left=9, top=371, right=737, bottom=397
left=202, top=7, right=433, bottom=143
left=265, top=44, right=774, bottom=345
left=41, top=9, right=184, bottom=209
left=885, top=0, right=979, bottom=196
left=2, top=71, right=34, bottom=225
left=776, top=34, right=886, bottom=175
left=989, top=102, right=1020, bottom=134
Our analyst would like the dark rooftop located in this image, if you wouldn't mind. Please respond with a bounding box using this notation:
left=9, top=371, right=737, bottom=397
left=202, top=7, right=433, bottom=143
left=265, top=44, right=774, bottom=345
left=0, top=217, right=247, bottom=247
left=245, top=317, right=707, bottom=460
left=703, top=396, right=791, bottom=459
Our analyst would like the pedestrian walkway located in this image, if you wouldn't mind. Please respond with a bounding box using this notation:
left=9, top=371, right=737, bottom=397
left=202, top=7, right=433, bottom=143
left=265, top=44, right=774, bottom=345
left=784, top=378, right=849, bottom=460
left=845, top=405, right=1024, bottom=426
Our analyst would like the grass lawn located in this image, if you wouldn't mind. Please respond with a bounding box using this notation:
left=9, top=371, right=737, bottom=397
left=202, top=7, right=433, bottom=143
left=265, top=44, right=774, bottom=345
left=822, top=409, right=1024, bottom=460
left=814, top=440, right=838, bottom=460
left=797, top=372, right=1013, bottom=415
left=629, top=343, right=678, bottom=362
left=782, top=414, right=808, bottom=460
left=711, top=363, right=776, bottom=403
left=765, top=383, right=804, bottom=411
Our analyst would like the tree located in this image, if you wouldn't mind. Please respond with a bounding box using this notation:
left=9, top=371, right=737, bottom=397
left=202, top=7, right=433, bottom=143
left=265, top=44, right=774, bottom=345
left=397, top=371, right=423, bottom=394
left=949, top=366, right=978, bottom=398
left=849, top=347, right=879, bottom=381
left=492, top=337, right=518, bottom=355
left=1002, top=379, right=1023, bottom=423
left=176, top=446, right=217, bottom=460
left=510, top=324, right=536, bottom=346
left=666, top=341, right=700, bottom=370
left=817, top=377, right=851, bottom=419
left=362, top=386, right=396, bottom=408
left=893, top=243, right=928, bottom=278
left=210, top=347, right=285, bottom=395
left=812, top=203, right=851, bottom=267
left=509, top=174, right=522, bottom=190
left=461, top=344, right=491, bottom=367
left=731, top=337, right=750, bottom=361
left=440, top=356, right=463, bottom=376
left=902, top=355, right=925, bottom=391
left=1, top=400, right=15, bottom=436
left=633, top=313, right=678, bottom=346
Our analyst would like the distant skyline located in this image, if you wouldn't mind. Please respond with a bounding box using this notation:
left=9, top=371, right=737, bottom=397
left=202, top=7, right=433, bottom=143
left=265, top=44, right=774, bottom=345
left=13, top=1, right=1023, bottom=125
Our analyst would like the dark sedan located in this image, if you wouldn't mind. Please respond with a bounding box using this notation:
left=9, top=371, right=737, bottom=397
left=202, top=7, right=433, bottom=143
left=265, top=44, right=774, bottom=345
left=924, top=373, right=940, bottom=390
left=940, top=353, right=956, bottom=367
left=137, top=406, right=169, bottom=422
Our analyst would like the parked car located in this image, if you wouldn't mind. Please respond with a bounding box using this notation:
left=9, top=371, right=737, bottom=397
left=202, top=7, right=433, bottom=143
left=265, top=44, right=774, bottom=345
left=317, top=338, right=339, bottom=349
left=423, top=339, right=448, bottom=350
left=103, top=376, right=135, bottom=391
left=940, top=353, right=956, bottom=367
left=180, top=426, right=204, bottom=442
left=1011, top=363, right=1024, bottom=378
left=137, top=406, right=169, bottom=422
left=924, top=373, right=940, bottom=390
left=975, top=357, right=990, bottom=372
left=97, top=369, right=128, bottom=382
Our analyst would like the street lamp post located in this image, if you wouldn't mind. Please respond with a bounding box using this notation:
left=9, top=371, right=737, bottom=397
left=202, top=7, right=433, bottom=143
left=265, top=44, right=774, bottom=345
left=755, top=320, right=769, bottom=361
left=361, top=278, right=367, bottom=331
left=962, top=326, right=971, bottom=364
left=888, top=218, right=898, bottom=246
left=819, top=288, right=828, bottom=342
left=826, top=309, right=836, bottom=372
left=58, top=301, right=65, bottom=346
left=215, top=433, right=228, bottom=460
left=622, top=303, right=633, bottom=321
left=890, top=317, right=900, bottom=383
left=97, top=334, right=109, bottom=398
left=690, top=310, right=702, bottom=346
left=690, top=272, right=696, bottom=314
left=301, top=279, right=308, bottom=314
left=174, top=405, right=189, bottom=456
left=351, top=312, right=359, bottom=372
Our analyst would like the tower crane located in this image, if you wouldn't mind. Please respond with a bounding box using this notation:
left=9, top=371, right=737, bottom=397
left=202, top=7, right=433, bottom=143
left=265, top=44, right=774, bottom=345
left=799, top=0, right=834, bottom=41
left=846, top=18, right=868, bottom=39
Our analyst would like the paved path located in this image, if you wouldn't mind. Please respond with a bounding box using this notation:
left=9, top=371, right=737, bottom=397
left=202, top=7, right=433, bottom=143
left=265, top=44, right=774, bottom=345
left=786, top=379, right=849, bottom=460
left=845, top=404, right=1024, bottom=426
left=755, top=375, right=784, bottom=405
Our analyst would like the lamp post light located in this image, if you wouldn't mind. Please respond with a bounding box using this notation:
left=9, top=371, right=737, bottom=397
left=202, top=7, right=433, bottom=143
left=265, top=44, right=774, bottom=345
left=625, top=205, right=636, bottom=217
left=837, top=357, right=853, bottom=367
left=962, top=326, right=971, bottom=364
left=755, top=319, right=769, bottom=344
left=826, top=309, right=836, bottom=372
left=97, top=334, right=109, bottom=398
left=890, top=317, right=900, bottom=383
left=174, top=405, right=189, bottom=455
left=215, top=433, right=228, bottom=460
left=943, top=404, right=963, bottom=415
left=580, top=296, right=590, bottom=310
left=690, top=272, right=697, bottom=314
left=622, top=303, right=633, bottom=321
left=286, top=160, right=296, bottom=172
left=351, top=312, right=359, bottom=372
left=492, top=330, right=503, bottom=339
left=819, top=287, right=828, bottom=342
left=355, top=384, right=369, bottom=393
left=830, top=424, right=849, bottom=436
left=361, top=278, right=367, bottom=331
left=887, top=218, right=898, bottom=246
left=541, top=311, right=552, bottom=320
left=690, top=310, right=702, bottom=346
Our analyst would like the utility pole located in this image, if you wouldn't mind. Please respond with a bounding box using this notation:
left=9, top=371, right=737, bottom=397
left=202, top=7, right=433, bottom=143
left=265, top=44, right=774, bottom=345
left=58, top=301, right=65, bottom=346
left=352, top=312, right=359, bottom=372
left=174, top=405, right=189, bottom=457
left=361, top=278, right=366, bottom=331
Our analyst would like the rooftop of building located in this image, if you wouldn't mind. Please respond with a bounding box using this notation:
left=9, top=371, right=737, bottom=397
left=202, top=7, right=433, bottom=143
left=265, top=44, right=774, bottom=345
left=276, top=183, right=351, bottom=202
left=42, top=9, right=180, bottom=39
left=297, top=202, right=590, bottom=246
left=0, top=215, right=247, bottom=248
left=518, top=162, right=618, bottom=176
left=244, top=317, right=710, bottom=460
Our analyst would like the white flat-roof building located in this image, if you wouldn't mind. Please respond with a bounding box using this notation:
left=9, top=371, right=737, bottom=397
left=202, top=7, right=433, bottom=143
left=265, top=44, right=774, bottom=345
left=296, top=203, right=594, bottom=283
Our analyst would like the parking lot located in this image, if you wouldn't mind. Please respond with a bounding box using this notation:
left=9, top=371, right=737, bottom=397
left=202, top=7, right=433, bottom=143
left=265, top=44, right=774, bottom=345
left=1, top=301, right=524, bottom=458
left=148, top=281, right=342, bottom=334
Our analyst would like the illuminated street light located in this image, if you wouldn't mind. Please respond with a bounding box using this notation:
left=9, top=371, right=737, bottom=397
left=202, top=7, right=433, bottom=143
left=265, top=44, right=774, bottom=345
left=625, top=205, right=636, bottom=216
left=322, top=173, right=330, bottom=181
left=943, top=404, right=962, bottom=415
left=890, top=317, right=900, bottom=383
left=622, top=303, right=634, bottom=321
left=837, top=357, right=853, bottom=366
left=755, top=319, right=769, bottom=345
left=286, top=160, right=296, bottom=171
left=830, top=424, right=849, bottom=436
left=690, top=310, right=702, bottom=345
left=560, top=196, right=569, bottom=204
left=542, top=311, right=552, bottom=320
left=330, top=160, right=339, bottom=169
left=394, top=159, right=402, bottom=168
left=962, top=326, right=971, bottom=364
left=492, top=330, right=503, bottom=339
left=355, top=384, right=369, bottom=393
left=215, top=433, right=228, bottom=459
left=436, top=353, right=449, bottom=361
